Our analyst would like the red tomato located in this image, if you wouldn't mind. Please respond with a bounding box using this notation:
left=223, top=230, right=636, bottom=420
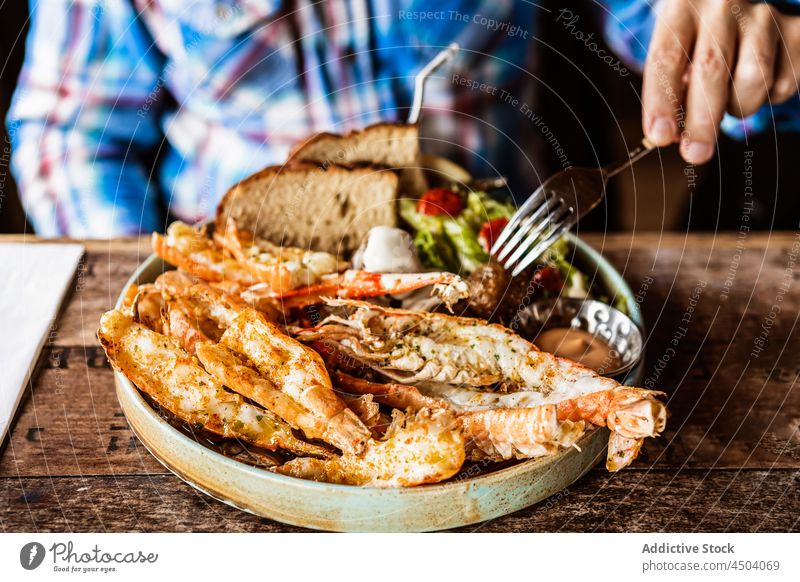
left=533, top=266, right=563, bottom=292
left=478, top=217, right=509, bottom=251
left=417, top=188, right=464, bottom=217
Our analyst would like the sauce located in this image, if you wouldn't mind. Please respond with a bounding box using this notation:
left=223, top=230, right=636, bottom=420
left=536, top=327, right=620, bottom=374
left=353, top=226, right=421, bottom=273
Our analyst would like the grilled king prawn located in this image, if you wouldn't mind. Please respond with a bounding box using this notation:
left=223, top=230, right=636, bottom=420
left=293, top=299, right=667, bottom=470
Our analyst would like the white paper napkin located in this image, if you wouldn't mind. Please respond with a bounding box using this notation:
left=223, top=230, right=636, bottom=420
left=0, top=243, right=85, bottom=443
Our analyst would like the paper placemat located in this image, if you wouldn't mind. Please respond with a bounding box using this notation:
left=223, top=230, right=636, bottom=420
left=0, top=243, right=85, bottom=443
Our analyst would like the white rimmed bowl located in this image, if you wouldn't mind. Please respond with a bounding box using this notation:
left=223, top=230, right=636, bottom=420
left=112, top=233, right=643, bottom=532
left=112, top=154, right=643, bottom=531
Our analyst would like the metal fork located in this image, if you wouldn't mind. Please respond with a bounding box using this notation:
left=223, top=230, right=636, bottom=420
left=491, top=138, right=656, bottom=276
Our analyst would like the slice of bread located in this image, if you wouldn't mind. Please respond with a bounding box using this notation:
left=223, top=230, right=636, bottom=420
left=216, top=164, right=399, bottom=257
left=288, top=122, right=428, bottom=195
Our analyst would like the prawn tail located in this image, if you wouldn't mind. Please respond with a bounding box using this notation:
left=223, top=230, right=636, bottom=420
left=557, top=387, right=668, bottom=439
left=607, top=389, right=668, bottom=439
left=460, top=406, right=586, bottom=462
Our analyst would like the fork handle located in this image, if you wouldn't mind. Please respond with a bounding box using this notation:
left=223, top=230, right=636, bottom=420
left=602, top=138, right=656, bottom=179
left=408, top=43, right=460, bottom=124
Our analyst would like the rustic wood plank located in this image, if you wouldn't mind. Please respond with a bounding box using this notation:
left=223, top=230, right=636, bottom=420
left=1, top=469, right=796, bottom=532
left=467, top=468, right=799, bottom=533
left=600, top=233, right=800, bottom=470
left=0, top=349, right=167, bottom=478
left=47, top=241, right=152, bottom=348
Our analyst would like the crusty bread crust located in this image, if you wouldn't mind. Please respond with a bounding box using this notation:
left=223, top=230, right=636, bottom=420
left=288, top=122, right=428, bottom=195
left=287, top=122, right=418, bottom=165
left=216, top=163, right=399, bottom=257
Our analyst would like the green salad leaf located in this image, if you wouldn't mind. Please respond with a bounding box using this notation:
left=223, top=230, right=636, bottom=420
left=399, top=198, right=444, bottom=234
left=443, top=218, right=488, bottom=273
left=413, top=229, right=459, bottom=272
left=400, top=188, right=597, bottom=304
left=464, top=191, right=514, bottom=225
left=400, top=190, right=515, bottom=275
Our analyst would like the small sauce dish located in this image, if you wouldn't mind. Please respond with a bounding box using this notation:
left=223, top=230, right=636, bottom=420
left=511, top=297, right=644, bottom=379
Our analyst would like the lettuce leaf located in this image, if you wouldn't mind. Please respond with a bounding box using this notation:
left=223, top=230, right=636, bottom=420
left=400, top=191, right=515, bottom=274
left=443, top=218, right=489, bottom=273
left=413, top=230, right=459, bottom=272
left=399, top=198, right=445, bottom=234
left=463, top=191, right=514, bottom=227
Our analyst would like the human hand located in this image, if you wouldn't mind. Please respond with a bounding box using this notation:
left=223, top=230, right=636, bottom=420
left=643, top=0, right=800, bottom=164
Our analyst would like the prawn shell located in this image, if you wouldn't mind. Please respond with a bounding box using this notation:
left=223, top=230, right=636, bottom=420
left=195, top=341, right=330, bottom=444
left=98, top=309, right=329, bottom=459
left=152, top=222, right=257, bottom=289
left=277, top=408, right=466, bottom=487
left=215, top=219, right=341, bottom=293
left=220, top=309, right=371, bottom=455
left=460, top=406, right=585, bottom=462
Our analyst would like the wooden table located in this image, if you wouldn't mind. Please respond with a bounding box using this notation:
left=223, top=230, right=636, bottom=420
left=1, top=233, right=798, bottom=532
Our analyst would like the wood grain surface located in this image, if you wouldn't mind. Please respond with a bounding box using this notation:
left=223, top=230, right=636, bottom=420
left=1, top=233, right=798, bottom=532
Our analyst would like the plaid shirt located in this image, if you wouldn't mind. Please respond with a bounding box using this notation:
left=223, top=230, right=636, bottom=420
left=8, top=0, right=799, bottom=237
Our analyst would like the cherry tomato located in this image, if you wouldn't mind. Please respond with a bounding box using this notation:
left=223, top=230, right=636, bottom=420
left=532, top=266, right=563, bottom=292
left=478, top=217, right=509, bottom=251
left=417, top=188, right=464, bottom=217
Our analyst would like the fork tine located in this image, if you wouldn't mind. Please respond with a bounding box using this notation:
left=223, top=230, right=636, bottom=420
left=494, top=198, right=552, bottom=262
left=490, top=186, right=547, bottom=254
left=501, top=200, right=568, bottom=269
left=494, top=213, right=533, bottom=262
left=495, top=139, right=655, bottom=278
left=499, top=204, right=559, bottom=265
left=510, top=211, right=574, bottom=276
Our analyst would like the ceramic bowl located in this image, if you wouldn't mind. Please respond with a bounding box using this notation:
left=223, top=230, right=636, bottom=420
left=111, top=157, right=644, bottom=531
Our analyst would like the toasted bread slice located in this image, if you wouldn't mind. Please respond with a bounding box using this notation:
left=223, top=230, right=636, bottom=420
left=216, top=164, right=399, bottom=256
left=288, top=122, right=420, bottom=167
left=288, top=122, right=428, bottom=195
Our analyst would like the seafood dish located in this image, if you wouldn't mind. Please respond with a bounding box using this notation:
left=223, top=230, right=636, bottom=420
left=99, top=123, right=668, bottom=489
left=100, top=225, right=667, bottom=488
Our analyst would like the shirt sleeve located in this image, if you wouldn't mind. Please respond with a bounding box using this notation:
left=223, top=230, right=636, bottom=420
left=597, top=0, right=800, bottom=140
left=6, top=0, right=166, bottom=237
